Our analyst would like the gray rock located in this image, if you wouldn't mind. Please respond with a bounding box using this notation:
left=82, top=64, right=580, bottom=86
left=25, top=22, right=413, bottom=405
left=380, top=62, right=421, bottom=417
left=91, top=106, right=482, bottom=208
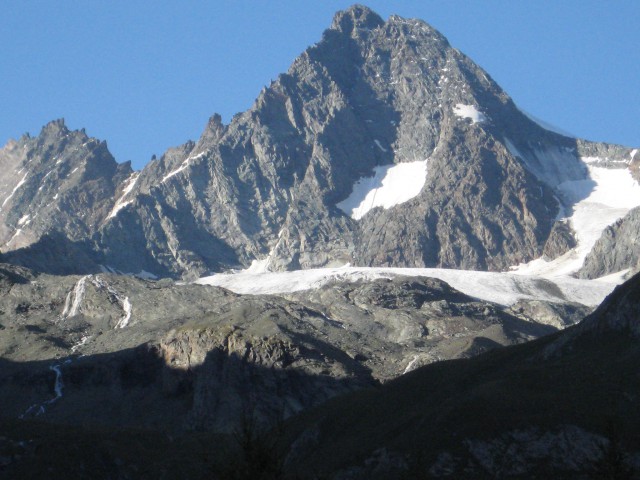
left=579, top=206, right=640, bottom=279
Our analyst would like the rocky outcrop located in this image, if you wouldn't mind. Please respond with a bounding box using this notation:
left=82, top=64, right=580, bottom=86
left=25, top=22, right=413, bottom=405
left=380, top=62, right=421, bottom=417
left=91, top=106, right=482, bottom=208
left=507, top=299, right=591, bottom=330
left=0, top=119, right=131, bottom=254
left=579, top=206, right=640, bottom=279
left=160, top=327, right=374, bottom=433
left=542, top=220, right=576, bottom=259
left=568, top=270, right=640, bottom=338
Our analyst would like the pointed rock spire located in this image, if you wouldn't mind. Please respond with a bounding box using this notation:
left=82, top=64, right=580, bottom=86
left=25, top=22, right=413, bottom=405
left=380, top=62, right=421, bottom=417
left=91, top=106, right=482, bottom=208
left=40, top=118, right=69, bottom=136
left=330, top=4, right=384, bottom=34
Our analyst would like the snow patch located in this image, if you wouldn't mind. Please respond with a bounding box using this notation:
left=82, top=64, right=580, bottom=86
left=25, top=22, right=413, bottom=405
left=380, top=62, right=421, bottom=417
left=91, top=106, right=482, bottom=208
left=17, top=214, right=30, bottom=226
left=581, top=156, right=603, bottom=164
left=519, top=108, right=575, bottom=137
left=107, top=200, right=133, bottom=219
left=5, top=228, right=22, bottom=246
left=245, top=258, right=271, bottom=274
left=453, top=104, right=486, bottom=124
left=594, top=268, right=631, bottom=284
left=107, top=172, right=139, bottom=219
left=504, top=138, right=585, bottom=188
left=115, top=297, right=132, bottom=329
left=337, top=159, right=428, bottom=220
left=161, top=151, right=206, bottom=183
left=135, top=270, right=158, bottom=280
left=61, top=275, right=89, bottom=319
left=374, top=139, right=387, bottom=152
left=403, top=355, right=421, bottom=374
left=243, top=228, right=288, bottom=274
left=631, top=149, right=638, bottom=159
left=70, top=335, right=91, bottom=354
left=1, top=173, right=28, bottom=208
left=19, top=359, right=72, bottom=418
left=90, top=275, right=134, bottom=328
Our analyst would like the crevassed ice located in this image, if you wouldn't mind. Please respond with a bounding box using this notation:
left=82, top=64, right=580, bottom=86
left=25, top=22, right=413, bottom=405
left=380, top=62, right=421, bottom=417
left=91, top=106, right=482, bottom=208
left=337, top=160, right=428, bottom=220
left=453, top=104, right=486, bottom=124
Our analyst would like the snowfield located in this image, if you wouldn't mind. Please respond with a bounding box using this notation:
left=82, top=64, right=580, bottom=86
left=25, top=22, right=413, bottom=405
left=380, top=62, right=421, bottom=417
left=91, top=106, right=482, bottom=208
left=196, top=265, right=618, bottom=307
left=511, top=163, right=640, bottom=277
left=337, top=159, right=428, bottom=220
left=203, top=146, right=638, bottom=310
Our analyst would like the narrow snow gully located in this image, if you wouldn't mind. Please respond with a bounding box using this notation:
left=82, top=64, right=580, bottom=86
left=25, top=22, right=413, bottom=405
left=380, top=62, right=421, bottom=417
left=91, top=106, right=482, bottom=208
left=90, top=275, right=133, bottom=329
left=114, top=296, right=132, bottom=329
left=60, top=275, right=89, bottom=319
left=19, top=359, right=72, bottom=418
left=70, top=335, right=91, bottom=354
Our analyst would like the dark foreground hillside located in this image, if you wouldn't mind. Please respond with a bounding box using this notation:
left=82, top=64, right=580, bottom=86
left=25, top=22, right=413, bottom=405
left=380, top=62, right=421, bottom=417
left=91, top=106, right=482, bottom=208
left=2, top=274, right=639, bottom=479
left=279, top=272, right=640, bottom=478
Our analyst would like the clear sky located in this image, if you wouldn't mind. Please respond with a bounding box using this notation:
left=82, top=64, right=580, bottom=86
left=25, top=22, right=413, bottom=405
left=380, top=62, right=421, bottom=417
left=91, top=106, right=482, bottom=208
left=2, top=1, right=639, bottom=170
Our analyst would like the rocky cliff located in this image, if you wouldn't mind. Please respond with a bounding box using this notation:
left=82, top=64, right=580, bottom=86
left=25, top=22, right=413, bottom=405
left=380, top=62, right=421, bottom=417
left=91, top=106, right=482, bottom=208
left=580, top=205, right=640, bottom=279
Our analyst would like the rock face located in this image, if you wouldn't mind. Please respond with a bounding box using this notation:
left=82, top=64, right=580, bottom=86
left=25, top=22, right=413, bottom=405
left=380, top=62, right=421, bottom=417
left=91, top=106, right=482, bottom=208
left=1, top=6, right=635, bottom=279
left=579, top=206, right=640, bottom=279
left=559, top=270, right=640, bottom=340
left=0, top=120, right=132, bottom=273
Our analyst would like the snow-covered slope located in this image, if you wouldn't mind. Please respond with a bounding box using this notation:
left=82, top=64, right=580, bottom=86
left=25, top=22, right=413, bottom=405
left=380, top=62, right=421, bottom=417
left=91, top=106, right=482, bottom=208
left=511, top=159, right=640, bottom=277
left=196, top=266, right=617, bottom=307
left=336, top=159, right=429, bottom=220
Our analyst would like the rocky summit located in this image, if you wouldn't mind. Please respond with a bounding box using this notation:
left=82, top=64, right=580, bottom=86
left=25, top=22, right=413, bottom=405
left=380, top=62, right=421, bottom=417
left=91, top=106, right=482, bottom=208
left=0, top=5, right=639, bottom=479
left=1, top=5, right=637, bottom=280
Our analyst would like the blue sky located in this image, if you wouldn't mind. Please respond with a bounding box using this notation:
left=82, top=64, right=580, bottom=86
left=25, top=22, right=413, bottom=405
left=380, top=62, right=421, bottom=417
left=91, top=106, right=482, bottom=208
left=2, top=1, right=639, bottom=170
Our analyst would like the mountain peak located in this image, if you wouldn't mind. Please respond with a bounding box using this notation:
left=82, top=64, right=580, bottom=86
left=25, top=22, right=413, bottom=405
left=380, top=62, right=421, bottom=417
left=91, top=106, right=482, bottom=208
left=40, top=118, right=69, bottom=136
left=330, top=4, right=384, bottom=33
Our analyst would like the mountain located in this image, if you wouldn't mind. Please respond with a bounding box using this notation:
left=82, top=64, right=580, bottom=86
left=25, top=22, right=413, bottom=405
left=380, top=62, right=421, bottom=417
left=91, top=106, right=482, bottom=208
left=1, top=5, right=639, bottom=478
left=280, top=272, right=640, bottom=478
left=1, top=5, right=637, bottom=280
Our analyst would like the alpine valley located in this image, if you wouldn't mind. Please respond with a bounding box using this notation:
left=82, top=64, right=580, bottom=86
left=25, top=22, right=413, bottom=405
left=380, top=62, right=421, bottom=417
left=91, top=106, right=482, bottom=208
left=1, top=5, right=639, bottom=479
